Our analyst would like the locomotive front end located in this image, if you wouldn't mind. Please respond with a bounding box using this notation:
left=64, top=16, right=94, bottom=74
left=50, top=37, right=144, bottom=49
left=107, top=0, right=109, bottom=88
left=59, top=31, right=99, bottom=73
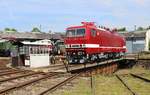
left=65, top=27, right=88, bottom=63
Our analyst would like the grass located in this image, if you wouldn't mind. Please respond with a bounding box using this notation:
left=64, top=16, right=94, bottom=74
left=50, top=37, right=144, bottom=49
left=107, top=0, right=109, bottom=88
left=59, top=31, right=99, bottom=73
left=138, top=74, right=150, bottom=80
left=130, top=67, right=150, bottom=74
left=115, top=67, right=150, bottom=75
left=59, top=75, right=132, bottom=95
left=61, top=77, right=91, bottom=95
left=62, top=78, right=91, bottom=95
left=52, top=68, right=150, bottom=95
left=94, top=75, right=132, bottom=95
left=138, top=53, right=150, bottom=59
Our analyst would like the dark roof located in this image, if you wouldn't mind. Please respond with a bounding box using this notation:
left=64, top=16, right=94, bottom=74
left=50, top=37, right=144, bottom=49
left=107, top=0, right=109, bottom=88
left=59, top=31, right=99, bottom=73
left=0, top=32, right=63, bottom=40
left=119, top=30, right=146, bottom=38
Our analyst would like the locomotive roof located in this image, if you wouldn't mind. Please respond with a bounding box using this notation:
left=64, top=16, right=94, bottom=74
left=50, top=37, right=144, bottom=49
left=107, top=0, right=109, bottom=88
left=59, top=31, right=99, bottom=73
left=67, top=25, right=85, bottom=30
left=67, top=22, right=97, bottom=30
left=66, top=22, right=115, bottom=33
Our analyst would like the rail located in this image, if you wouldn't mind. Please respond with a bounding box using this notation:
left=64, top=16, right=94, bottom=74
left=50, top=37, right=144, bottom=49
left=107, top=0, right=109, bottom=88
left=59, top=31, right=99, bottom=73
left=116, top=75, right=136, bottom=95
left=0, top=70, right=27, bottom=76
left=130, top=73, right=150, bottom=83
left=38, top=73, right=80, bottom=95
left=0, top=71, right=44, bottom=82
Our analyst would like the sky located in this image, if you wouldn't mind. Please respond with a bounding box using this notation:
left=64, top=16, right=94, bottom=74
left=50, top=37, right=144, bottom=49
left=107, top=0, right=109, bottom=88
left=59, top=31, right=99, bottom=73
left=0, top=0, right=150, bottom=32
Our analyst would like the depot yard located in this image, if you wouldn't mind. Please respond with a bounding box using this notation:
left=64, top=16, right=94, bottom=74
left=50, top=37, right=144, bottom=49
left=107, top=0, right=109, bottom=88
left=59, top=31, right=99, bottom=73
left=0, top=56, right=150, bottom=95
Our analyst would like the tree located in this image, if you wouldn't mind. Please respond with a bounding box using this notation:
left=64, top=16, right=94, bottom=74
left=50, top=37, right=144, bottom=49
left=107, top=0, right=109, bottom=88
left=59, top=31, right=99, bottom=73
left=137, top=27, right=144, bottom=31
left=4, top=28, right=17, bottom=32
left=146, top=26, right=150, bottom=30
left=31, top=27, right=41, bottom=33
left=48, top=30, right=52, bottom=34
left=117, top=27, right=126, bottom=32
left=11, top=28, right=17, bottom=32
left=4, top=28, right=11, bottom=31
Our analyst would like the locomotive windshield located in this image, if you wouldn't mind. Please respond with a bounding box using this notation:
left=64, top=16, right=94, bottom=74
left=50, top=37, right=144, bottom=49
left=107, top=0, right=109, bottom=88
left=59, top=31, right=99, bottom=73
left=66, top=30, right=75, bottom=37
left=66, top=28, right=85, bottom=37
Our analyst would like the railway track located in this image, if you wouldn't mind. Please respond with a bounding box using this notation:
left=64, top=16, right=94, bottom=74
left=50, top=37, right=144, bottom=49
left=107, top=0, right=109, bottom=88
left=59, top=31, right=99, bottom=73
left=0, top=71, right=44, bottom=82
left=0, top=69, right=18, bottom=73
left=130, top=73, right=150, bottom=83
left=0, top=72, right=59, bottom=94
left=0, top=69, right=28, bottom=76
left=116, top=73, right=150, bottom=95
left=38, top=73, right=80, bottom=95
left=0, top=73, right=79, bottom=95
left=0, top=67, right=14, bottom=70
left=0, top=62, right=80, bottom=95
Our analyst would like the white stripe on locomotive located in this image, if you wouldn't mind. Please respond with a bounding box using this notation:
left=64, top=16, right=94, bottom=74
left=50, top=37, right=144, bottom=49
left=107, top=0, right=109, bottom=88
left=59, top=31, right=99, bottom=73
left=65, top=44, right=126, bottom=49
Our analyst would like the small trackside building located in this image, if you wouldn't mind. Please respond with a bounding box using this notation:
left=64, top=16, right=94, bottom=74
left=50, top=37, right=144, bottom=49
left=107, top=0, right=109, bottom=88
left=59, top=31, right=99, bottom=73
left=11, top=39, right=52, bottom=68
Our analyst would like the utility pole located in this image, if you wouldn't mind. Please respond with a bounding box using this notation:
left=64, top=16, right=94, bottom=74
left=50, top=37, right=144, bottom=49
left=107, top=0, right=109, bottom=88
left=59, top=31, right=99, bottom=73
left=134, top=25, right=136, bottom=31
left=39, top=25, right=42, bottom=31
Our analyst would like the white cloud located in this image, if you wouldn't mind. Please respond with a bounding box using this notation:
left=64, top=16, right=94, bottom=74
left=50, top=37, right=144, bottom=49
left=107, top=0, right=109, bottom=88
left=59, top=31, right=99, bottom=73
left=133, top=0, right=150, bottom=6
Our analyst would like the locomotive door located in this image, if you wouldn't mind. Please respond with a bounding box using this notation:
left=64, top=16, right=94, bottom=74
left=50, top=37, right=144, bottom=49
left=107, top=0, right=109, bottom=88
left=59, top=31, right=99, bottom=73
left=90, top=29, right=99, bottom=53
left=90, top=29, right=96, bottom=43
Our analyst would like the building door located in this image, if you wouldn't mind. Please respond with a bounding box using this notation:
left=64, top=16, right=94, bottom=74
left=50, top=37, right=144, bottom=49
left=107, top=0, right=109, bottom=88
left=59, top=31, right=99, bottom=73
left=126, top=39, right=145, bottom=53
left=132, top=40, right=145, bottom=53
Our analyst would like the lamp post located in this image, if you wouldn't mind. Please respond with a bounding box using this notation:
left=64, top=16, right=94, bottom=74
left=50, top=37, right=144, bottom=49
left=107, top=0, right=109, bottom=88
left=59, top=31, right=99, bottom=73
left=131, top=34, right=134, bottom=53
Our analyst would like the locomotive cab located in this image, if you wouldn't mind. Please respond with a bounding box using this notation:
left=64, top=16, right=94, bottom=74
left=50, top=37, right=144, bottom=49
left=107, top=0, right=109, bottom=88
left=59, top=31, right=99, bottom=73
left=65, top=27, right=88, bottom=63
left=65, top=22, right=98, bottom=63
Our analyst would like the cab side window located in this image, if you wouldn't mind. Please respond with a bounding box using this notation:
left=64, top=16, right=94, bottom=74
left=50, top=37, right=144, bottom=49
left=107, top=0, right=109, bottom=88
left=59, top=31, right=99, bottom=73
left=91, top=29, right=96, bottom=37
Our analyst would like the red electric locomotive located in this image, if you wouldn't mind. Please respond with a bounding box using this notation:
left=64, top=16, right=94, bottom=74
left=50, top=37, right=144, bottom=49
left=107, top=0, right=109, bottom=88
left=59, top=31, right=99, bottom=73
left=64, top=22, right=126, bottom=63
